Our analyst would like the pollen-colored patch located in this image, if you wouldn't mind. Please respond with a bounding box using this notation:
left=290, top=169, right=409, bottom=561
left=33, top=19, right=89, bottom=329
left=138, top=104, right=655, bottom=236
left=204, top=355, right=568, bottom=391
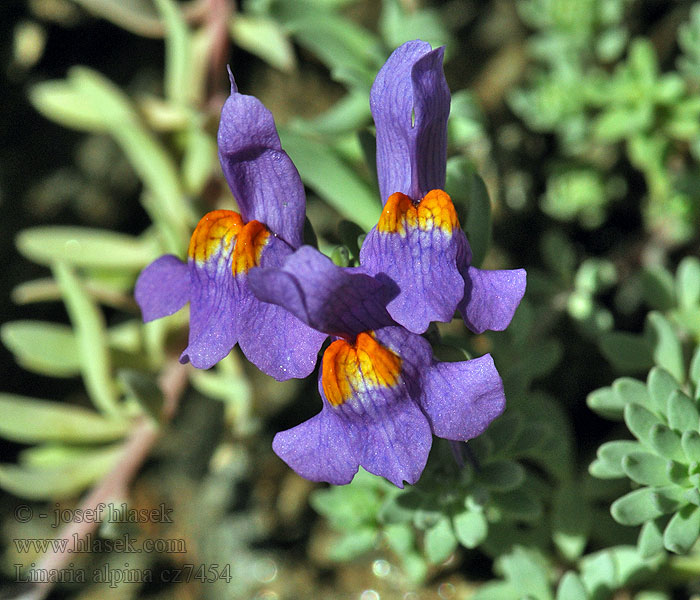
left=188, top=210, right=244, bottom=264
left=376, top=189, right=459, bottom=236
left=321, top=332, right=402, bottom=407
left=231, top=220, right=270, bottom=275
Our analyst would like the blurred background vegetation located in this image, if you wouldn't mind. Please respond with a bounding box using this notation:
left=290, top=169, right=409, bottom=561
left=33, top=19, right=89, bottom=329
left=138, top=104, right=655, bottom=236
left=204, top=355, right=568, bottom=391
left=2, top=0, right=700, bottom=598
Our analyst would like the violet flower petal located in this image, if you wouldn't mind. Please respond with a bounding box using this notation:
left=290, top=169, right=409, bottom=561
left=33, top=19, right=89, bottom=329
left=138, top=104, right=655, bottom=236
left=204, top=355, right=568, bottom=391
left=420, top=353, right=505, bottom=441
left=272, top=406, right=359, bottom=485
left=235, top=235, right=326, bottom=381
left=371, top=40, right=450, bottom=204
left=274, top=327, right=433, bottom=487
left=360, top=190, right=466, bottom=333
left=180, top=211, right=243, bottom=369
left=458, top=266, right=527, bottom=334
left=247, top=246, right=396, bottom=338
left=134, top=255, right=189, bottom=322
left=218, top=74, right=306, bottom=249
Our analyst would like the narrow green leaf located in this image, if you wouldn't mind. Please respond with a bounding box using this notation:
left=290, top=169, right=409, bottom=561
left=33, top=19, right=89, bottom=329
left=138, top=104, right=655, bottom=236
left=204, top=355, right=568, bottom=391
left=446, top=158, right=492, bottom=267
left=1, top=321, right=80, bottom=377
left=33, top=68, right=192, bottom=252
left=663, top=504, right=700, bottom=553
left=622, top=452, right=670, bottom=486
left=279, top=129, right=380, bottom=230
left=154, top=0, right=192, bottom=106
left=118, top=370, right=163, bottom=424
left=16, top=227, right=157, bottom=270
left=182, top=124, right=216, bottom=196
left=611, top=488, right=665, bottom=525
left=424, top=517, right=457, bottom=564
left=230, top=14, right=296, bottom=72
left=71, top=0, right=161, bottom=37
left=281, top=10, right=381, bottom=84
left=0, top=394, right=128, bottom=444
left=0, top=444, right=122, bottom=500
left=53, top=262, right=120, bottom=417
left=452, top=510, right=488, bottom=549
left=646, top=312, right=685, bottom=384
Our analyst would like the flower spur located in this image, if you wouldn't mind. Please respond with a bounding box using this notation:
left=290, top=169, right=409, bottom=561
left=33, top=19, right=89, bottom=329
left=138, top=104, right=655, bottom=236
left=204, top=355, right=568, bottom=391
left=360, top=40, right=527, bottom=335
left=134, top=73, right=325, bottom=380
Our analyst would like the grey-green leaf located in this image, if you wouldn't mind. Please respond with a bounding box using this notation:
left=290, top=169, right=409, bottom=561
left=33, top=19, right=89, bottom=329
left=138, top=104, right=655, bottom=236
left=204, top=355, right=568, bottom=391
left=625, top=403, right=663, bottom=448
left=478, top=461, right=526, bottom=492
left=622, top=452, right=670, bottom=486
left=0, top=394, right=128, bottom=444
left=682, top=430, right=700, bottom=463
left=0, top=444, right=122, bottom=500
left=279, top=129, right=380, bottom=230
left=676, top=256, right=700, bottom=310
left=637, top=518, right=665, bottom=558
left=452, top=510, right=488, bottom=549
left=1, top=321, right=81, bottom=377
left=667, top=390, right=699, bottom=432
left=424, top=517, right=457, bottom=564
left=663, top=504, right=700, bottom=553
left=649, top=424, right=685, bottom=462
left=587, top=386, right=624, bottom=420
left=555, top=572, right=587, bottom=600
left=53, top=262, right=120, bottom=417
left=16, top=227, right=157, bottom=270
left=611, top=488, right=665, bottom=525
left=647, top=367, right=680, bottom=416
left=646, top=312, right=685, bottom=384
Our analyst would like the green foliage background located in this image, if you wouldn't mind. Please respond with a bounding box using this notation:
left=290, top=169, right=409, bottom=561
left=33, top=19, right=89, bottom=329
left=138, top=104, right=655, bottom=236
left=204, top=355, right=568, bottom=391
left=2, top=0, right=700, bottom=598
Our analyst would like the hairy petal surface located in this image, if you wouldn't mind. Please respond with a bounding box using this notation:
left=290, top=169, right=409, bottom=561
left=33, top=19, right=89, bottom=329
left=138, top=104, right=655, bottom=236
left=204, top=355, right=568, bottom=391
left=218, top=74, right=306, bottom=249
left=360, top=190, right=465, bottom=333
left=458, top=266, right=527, bottom=334
left=371, top=40, right=450, bottom=204
left=247, top=246, right=396, bottom=338
left=135, top=255, right=189, bottom=322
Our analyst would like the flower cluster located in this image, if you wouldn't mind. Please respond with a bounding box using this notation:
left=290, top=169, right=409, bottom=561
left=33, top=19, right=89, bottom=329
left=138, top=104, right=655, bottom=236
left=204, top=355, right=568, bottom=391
left=135, top=40, right=526, bottom=488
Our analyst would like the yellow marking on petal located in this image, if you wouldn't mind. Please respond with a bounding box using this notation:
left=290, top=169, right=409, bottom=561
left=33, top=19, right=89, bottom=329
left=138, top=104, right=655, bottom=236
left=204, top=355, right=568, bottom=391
left=231, top=220, right=270, bottom=275
left=376, top=189, right=459, bottom=236
left=321, top=332, right=402, bottom=407
left=188, top=210, right=244, bottom=264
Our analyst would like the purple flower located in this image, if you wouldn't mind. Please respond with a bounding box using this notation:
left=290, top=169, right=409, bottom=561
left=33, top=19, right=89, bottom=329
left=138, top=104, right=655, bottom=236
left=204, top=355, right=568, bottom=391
left=359, top=40, right=527, bottom=334
left=134, top=75, right=325, bottom=380
left=248, top=247, right=506, bottom=487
